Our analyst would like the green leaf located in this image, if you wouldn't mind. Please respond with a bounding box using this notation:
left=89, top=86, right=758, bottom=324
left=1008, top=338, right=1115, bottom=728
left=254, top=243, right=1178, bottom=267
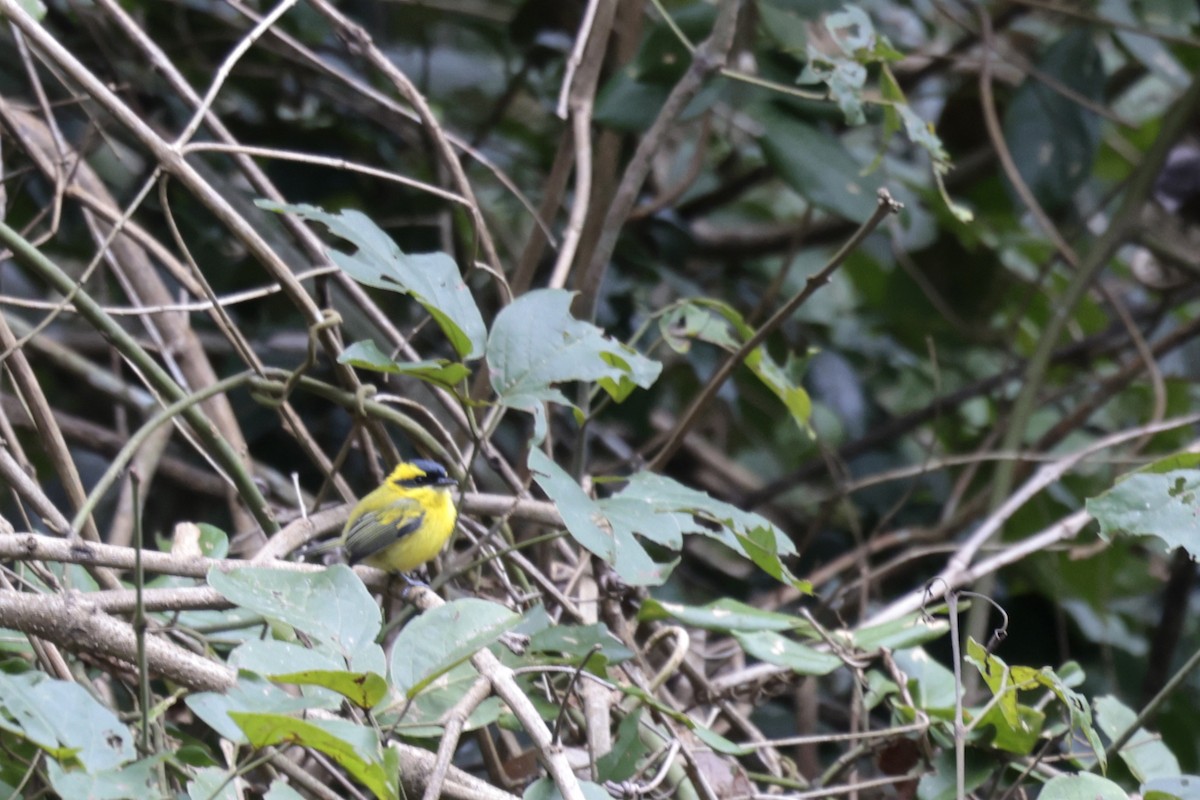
left=1143, top=776, right=1200, bottom=800
left=527, top=451, right=675, bottom=584
left=264, top=780, right=307, bottom=799
left=1137, top=452, right=1200, bottom=475
left=964, top=639, right=1044, bottom=753
left=187, top=766, right=245, bottom=800
left=379, top=662, right=501, bottom=737
left=0, top=673, right=135, bottom=769
left=916, top=748, right=998, bottom=800
left=965, top=639, right=1037, bottom=731
left=733, top=631, right=843, bottom=675
left=256, top=201, right=485, bottom=359
left=962, top=651, right=1100, bottom=766
left=187, top=675, right=326, bottom=743
left=852, top=611, right=950, bottom=651
left=1036, top=667, right=1107, bottom=772
left=47, top=756, right=167, bottom=800
left=0, top=672, right=76, bottom=759
left=208, top=565, right=381, bottom=668
left=230, top=712, right=397, bottom=800
left=692, top=725, right=753, bottom=755
left=529, top=623, right=634, bottom=665
left=1039, top=773, right=1129, bottom=800
left=611, top=471, right=802, bottom=585
left=529, top=455, right=801, bottom=587
left=270, top=670, right=388, bottom=709
left=488, top=289, right=661, bottom=411
left=338, top=340, right=470, bottom=388
left=744, top=348, right=812, bottom=434
left=662, top=300, right=812, bottom=434
left=1094, top=695, right=1180, bottom=782
left=1002, top=29, right=1103, bottom=212
left=195, top=523, right=229, bottom=558
left=523, top=777, right=614, bottom=800
left=389, top=598, right=520, bottom=698
left=891, top=648, right=957, bottom=714
left=595, top=709, right=650, bottom=782
left=760, top=108, right=883, bottom=222
left=1086, top=470, right=1200, bottom=557
left=638, top=598, right=814, bottom=634
left=230, top=638, right=384, bottom=683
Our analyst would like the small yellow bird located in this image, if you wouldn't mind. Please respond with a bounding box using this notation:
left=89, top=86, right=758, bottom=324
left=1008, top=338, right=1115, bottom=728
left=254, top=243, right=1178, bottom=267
left=309, top=459, right=459, bottom=575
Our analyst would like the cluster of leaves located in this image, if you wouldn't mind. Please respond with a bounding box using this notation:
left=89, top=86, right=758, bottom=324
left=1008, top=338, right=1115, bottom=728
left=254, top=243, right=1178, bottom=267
left=0, top=0, right=1199, bottom=799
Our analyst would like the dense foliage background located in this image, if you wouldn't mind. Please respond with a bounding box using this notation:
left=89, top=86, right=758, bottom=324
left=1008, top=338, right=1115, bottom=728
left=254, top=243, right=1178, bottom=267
left=1, top=0, right=1199, bottom=798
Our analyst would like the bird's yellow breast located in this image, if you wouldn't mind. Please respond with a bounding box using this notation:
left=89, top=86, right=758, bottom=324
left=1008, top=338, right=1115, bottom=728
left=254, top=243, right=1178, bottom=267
left=359, top=485, right=458, bottom=573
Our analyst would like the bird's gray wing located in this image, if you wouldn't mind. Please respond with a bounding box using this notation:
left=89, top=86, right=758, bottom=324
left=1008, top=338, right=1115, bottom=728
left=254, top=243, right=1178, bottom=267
left=341, top=496, right=426, bottom=564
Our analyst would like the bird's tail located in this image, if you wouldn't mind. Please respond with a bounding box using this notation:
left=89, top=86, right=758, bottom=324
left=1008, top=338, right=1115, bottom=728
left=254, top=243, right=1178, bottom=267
left=294, top=537, right=343, bottom=562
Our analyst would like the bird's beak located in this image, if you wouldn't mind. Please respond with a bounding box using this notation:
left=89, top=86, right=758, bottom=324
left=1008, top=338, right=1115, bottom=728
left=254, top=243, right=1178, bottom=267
left=436, top=476, right=458, bottom=487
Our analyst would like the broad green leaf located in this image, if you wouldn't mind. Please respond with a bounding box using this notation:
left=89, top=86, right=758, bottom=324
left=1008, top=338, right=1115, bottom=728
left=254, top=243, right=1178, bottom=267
left=612, top=471, right=802, bottom=586
left=964, top=639, right=1045, bottom=753
left=971, top=699, right=1044, bottom=754
left=389, top=598, right=520, bottom=698
left=187, top=675, right=324, bottom=743
left=1039, top=773, right=1128, bottom=800
left=270, top=670, right=388, bottom=709
left=488, top=289, right=660, bottom=410
left=1086, top=470, right=1200, bottom=557
left=692, top=726, right=753, bottom=755
left=852, top=611, right=950, bottom=651
left=256, top=201, right=485, bottom=359
left=523, top=777, right=614, bottom=800
left=892, top=648, right=957, bottom=714
left=28, top=680, right=135, bottom=770
left=195, top=523, right=229, bottom=558
left=745, top=347, right=812, bottom=434
left=1033, top=667, right=1107, bottom=772
left=187, top=767, right=245, bottom=800
left=230, top=712, right=397, bottom=800
left=916, top=748, right=998, bottom=800
left=1095, top=695, right=1180, bottom=782
left=1002, top=29, right=1103, bottom=212
left=339, top=340, right=470, bottom=388
left=0, top=672, right=72, bottom=757
left=661, top=299, right=812, bottom=434
left=596, top=709, right=650, bottom=782
left=733, top=631, right=843, bottom=675
left=760, top=108, right=883, bottom=222
left=1143, top=776, right=1200, bottom=800
left=639, top=598, right=814, bottom=633
left=208, top=565, right=381, bottom=667
left=530, top=454, right=801, bottom=587
left=48, top=756, right=166, bottom=800
left=529, top=623, right=634, bottom=665
left=528, top=449, right=674, bottom=584
left=965, top=639, right=1036, bottom=731
left=1137, top=452, right=1200, bottom=474
left=0, top=673, right=135, bottom=768
left=380, top=662, right=501, bottom=737
left=264, top=780, right=307, bottom=800
left=230, top=638, right=384, bottom=682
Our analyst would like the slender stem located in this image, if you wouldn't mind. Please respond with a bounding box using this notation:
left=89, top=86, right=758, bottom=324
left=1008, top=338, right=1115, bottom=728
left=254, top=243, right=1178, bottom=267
left=1101, top=644, right=1200, bottom=764
left=648, top=189, right=901, bottom=471
left=71, top=373, right=256, bottom=535
left=132, top=472, right=150, bottom=755
left=0, top=221, right=278, bottom=534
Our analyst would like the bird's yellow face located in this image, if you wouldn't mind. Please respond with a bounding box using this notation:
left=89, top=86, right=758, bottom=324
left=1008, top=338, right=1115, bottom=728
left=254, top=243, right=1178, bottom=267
left=384, top=460, right=458, bottom=520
